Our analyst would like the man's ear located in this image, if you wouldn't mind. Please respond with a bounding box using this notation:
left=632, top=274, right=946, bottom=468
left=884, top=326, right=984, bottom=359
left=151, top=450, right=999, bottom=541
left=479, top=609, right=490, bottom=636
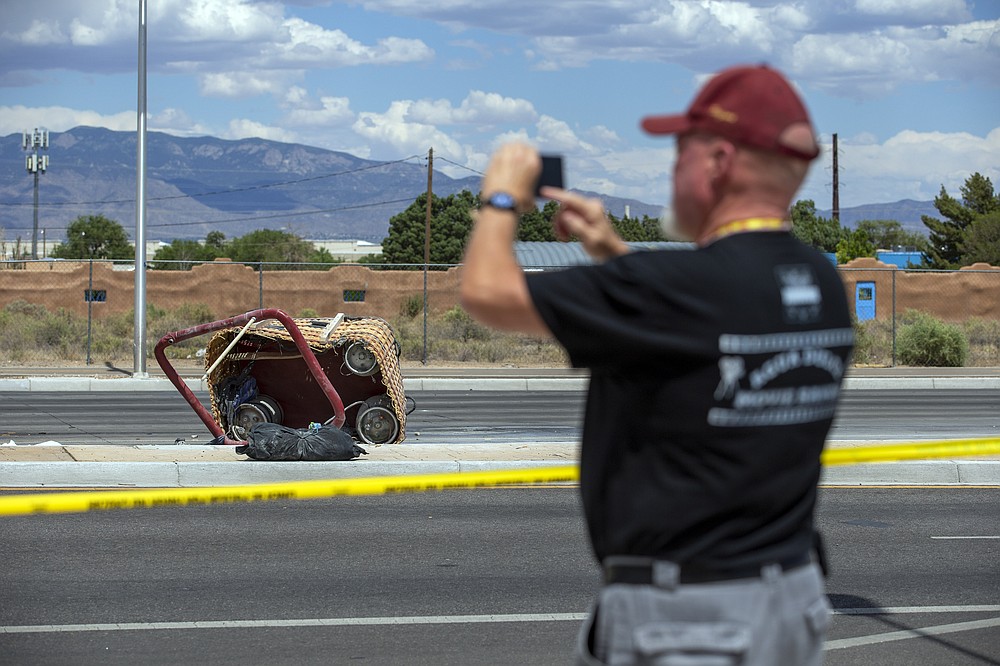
left=709, top=139, right=736, bottom=185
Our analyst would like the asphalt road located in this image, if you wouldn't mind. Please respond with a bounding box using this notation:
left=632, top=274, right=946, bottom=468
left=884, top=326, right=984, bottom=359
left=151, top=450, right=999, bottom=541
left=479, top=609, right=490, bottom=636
left=3, top=389, right=1000, bottom=446
left=1, top=488, right=997, bottom=665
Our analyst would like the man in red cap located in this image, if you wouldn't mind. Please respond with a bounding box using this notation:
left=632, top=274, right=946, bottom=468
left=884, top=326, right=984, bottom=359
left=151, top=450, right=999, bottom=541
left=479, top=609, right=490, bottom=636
left=462, top=64, right=852, bottom=665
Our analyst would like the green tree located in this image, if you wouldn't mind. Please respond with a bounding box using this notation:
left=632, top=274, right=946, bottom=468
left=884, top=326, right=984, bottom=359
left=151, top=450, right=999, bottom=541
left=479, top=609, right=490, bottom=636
left=310, top=246, right=337, bottom=264
left=855, top=220, right=927, bottom=252
left=152, top=239, right=217, bottom=270
left=959, top=210, right=1000, bottom=266
left=611, top=212, right=647, bottom=242
left=382, top=190, right=478, bottom=267
left=205, top=231, right=226, bottom=252
left=836, top=228, right=876, bottom=264
left=225, top=229, right=319, bottom=267
left=518, top=200, right=558, bottom=242
left=922, top=173, right=1000, bottom=268
left=51, top=215, right=134, bottom=260
left=790, top=199, right=844, bottom=252
left=639, top=215, right=665, bottom=242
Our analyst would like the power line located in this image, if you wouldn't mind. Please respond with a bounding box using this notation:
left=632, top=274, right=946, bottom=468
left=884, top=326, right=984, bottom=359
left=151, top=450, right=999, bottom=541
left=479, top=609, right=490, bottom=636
left=148, top=197, right=418, bottom=228
left=434, top=156, right=483, bottom=177
left=0, top=155, right=424, bottom=208
left=0, top=196, right=419, bottom=234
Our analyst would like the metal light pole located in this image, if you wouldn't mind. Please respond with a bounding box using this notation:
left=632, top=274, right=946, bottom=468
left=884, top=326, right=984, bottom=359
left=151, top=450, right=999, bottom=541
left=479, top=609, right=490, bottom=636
left=133, top=0, right=149, bottom=377
left=22, top=128, right=49, bottom=260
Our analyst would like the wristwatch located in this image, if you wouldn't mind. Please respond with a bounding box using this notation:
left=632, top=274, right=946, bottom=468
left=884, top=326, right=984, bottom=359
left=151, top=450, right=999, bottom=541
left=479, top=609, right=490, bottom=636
left=481, top=192, right=519, bottom=213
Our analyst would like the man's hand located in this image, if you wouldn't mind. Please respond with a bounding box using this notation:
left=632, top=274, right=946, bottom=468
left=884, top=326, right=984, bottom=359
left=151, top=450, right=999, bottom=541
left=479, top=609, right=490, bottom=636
left=460, top=142, right=551, bottom=337
left=541, top=187, right=630, bottom=261
left=481, top=143, right=541, bottom=213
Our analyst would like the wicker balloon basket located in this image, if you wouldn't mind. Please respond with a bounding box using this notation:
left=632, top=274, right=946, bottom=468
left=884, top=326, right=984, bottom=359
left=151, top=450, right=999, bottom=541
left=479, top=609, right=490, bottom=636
left=198, top=313, right=408, bottom=446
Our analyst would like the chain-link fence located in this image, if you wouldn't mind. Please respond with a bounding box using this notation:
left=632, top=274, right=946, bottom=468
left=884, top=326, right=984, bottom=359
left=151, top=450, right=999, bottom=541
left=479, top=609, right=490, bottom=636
left=840, top=266, right=1000, bottom=367
left=2, top=259, right=998, bottom=367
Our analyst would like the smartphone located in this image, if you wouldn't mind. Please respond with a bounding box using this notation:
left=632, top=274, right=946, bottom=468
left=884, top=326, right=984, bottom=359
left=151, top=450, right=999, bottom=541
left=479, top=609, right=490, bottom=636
left=535, top=155, right=564, bottom=196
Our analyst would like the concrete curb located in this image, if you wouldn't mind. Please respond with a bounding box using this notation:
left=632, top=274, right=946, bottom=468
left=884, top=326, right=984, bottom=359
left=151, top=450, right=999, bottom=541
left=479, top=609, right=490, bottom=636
left=3, top=457, right=998, bottom=488
left=3, top=376, right=1000, bottom=392
left=3, top=370, right=998, bottom=488
left=820, top=461, right=1000, bottom=486
left=0, top=460, right=574, bottom=488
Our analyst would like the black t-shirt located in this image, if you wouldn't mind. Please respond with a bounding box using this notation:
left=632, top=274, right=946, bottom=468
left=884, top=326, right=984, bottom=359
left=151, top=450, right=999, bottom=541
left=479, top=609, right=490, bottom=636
left=526, top=232, right=853, bottom=569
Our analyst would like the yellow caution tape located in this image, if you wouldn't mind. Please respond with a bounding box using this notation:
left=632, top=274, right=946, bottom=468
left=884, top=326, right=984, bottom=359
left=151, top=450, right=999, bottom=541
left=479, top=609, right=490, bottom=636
left=2, top=437, right=999, bottom=518
left=821, top=437, right=1000, bottom=466
left=0, top=465, right=580, bottom=517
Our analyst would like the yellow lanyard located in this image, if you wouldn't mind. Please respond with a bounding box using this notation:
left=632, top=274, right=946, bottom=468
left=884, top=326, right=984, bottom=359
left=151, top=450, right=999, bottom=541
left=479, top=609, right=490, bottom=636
left=707, top=217, right=788, bottom=243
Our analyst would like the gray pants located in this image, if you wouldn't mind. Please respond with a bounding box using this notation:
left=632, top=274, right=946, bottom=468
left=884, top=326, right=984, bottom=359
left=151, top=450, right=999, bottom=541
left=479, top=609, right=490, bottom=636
left=576, top=561, right=830, bottom=665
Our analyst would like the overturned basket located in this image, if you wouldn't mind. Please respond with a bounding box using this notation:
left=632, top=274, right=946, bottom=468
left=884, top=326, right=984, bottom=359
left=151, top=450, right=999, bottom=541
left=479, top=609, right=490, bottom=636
left=155, top=309, right=409, bottom=447
left=203, top=313, right=409, bottom=446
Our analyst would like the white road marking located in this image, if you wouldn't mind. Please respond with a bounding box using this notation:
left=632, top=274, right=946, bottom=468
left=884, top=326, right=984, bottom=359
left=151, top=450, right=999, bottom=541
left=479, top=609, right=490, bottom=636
left=930, top=535, right=1000, bottom=539
left=824, top=617, right=1000, bottom=650
left=0, top=613, right=588, bottom=634
left=835, top=605, right=1000, bottom=615
left=4, top=606, right=998, bottom=637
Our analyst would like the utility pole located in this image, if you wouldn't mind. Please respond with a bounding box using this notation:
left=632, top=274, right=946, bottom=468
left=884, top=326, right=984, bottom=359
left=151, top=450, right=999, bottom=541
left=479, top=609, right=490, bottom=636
left=22, top=128, right=49, bottom=260
left=423, top=147, right=433, bottom=365
left=832, top=133, right=840, bottom=223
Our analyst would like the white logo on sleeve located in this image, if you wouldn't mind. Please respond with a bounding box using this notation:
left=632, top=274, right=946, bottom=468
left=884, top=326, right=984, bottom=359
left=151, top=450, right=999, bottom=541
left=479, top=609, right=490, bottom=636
left=775, top=264, right=821, bottom=324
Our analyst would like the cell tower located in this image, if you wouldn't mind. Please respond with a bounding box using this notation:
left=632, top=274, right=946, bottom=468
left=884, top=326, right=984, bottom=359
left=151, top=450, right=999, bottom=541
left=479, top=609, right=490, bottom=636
left=22, top=128, right=50, bottom=259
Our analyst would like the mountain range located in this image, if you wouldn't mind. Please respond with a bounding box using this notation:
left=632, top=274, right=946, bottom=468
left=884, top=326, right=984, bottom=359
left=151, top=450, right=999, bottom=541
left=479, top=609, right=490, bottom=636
left=1, top=126, right=936, bottom=245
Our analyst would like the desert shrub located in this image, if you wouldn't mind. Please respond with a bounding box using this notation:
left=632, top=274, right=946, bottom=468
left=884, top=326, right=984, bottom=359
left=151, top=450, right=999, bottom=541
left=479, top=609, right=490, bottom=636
left=4, top=299, right=49, bottom=319
left=441, top=305, right=489, bottom=342
left=962, top=318, right=1000, bottom=366
left=174, top=302, right=216, bottom=324
left=851, top=317, right=893, bottom=366
left=400, top=294, right=422, bottom=319
left=896, top=310, right=969, bottom=367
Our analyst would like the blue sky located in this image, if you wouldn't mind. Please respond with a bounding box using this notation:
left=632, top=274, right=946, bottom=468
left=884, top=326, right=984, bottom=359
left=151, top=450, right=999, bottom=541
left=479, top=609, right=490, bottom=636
left=1, top=0, right=998, bottom=211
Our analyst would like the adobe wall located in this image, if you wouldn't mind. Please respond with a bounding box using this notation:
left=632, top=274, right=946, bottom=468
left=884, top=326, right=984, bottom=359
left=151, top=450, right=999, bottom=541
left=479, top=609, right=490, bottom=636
left=2, top=258, right=998, bottom=324
left=1, top=260, right=463, bottom=320
left=839, top=258, right=1000, bottom=322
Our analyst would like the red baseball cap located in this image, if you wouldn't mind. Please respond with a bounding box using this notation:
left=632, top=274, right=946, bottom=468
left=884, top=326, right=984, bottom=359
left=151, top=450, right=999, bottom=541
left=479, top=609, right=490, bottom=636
left=641, top=64, right=820, bottom=161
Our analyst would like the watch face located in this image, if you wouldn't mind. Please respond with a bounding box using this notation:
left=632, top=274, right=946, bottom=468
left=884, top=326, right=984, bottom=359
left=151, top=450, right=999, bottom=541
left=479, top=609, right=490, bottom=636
left=488, top=193, right=516, bottom=210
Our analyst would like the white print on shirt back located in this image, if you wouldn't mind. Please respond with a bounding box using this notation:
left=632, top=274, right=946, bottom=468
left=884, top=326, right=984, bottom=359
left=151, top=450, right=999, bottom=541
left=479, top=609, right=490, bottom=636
left=709, top=328, right=853, bottom=428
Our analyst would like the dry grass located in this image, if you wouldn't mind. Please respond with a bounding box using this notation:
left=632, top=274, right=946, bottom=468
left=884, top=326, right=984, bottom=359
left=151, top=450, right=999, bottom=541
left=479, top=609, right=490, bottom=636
left=0, top=300, right=570, bottom=369
left=3, top=300, right=998, bottom=369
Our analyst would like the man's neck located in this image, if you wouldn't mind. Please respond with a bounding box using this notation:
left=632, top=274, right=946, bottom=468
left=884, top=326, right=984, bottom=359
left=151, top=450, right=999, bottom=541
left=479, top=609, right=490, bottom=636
left=696, top=201, right=791, bottom=246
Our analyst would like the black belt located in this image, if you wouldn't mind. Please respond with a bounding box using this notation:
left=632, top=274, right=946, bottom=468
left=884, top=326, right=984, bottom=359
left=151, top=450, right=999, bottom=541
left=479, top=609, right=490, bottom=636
left=603, top=552, right=813, bottom=586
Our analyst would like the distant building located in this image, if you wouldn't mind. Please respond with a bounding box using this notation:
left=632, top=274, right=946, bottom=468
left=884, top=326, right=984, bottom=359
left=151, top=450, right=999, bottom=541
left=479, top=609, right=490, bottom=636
left=514, top=241, right=692, bottom=270
left=309, top=240, right=383, bottom=261
left=875, top=250, right=925, bottom=269
left=140, top=239, right=383, bottom=262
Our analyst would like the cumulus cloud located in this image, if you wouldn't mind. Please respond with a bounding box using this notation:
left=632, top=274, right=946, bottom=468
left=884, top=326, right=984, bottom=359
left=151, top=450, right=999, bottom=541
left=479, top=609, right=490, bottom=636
left=224, top=118, right=299, bottom=143
left=354, top=0, right=997, bottom=96
left=1, top=0, right=433, bottom=84
left=407, top=91, right=537, bottom=126
left=284, top=96, right=355, bottom=127
left=800, top=127, right=1000, bottom=205
left=0, top=105, right=136, bottom=135
left=535, top=115, right=595, bottom=154
left=790, top=33, right=918, bottom=95
left=168, top=0, right=284, bottom=42
left=199, top=71, right=300, bottom=98
left=853, top=0, right=970, bottom=23
left=150, top=108, right=213, bottom=136
left=261, top=18, right=432, bottom=68
left=352, top=101, right=466, bottom=162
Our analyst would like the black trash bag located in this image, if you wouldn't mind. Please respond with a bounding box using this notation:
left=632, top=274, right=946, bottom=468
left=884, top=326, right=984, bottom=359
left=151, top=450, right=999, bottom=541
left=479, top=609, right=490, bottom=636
left=236, top=423, right=367, bottom=461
